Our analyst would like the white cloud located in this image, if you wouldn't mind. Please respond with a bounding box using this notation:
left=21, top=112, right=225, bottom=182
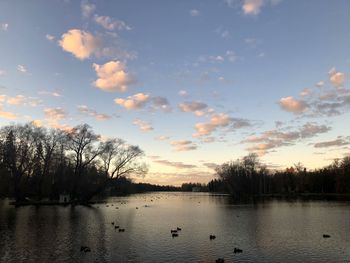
left=0, top=94, right=41, bottom=107
left=45, top=34, right=55, bottom=41
left=77, top=105, right=111, bottom=121
left=39, top=90, right=62, bottom=97
left=81, top=1, right=96, bottom=18
left=0, top=107, right=17, bottom=119
left=151, top=96, right=172, bottom=112
left=329, top=68, right=345, bottom=87
left=178, top=90, right=188, bottom=97
left=179, top=101, right=208, bottom=113
left=226, top=50, right=237, bottom=62
left=170, top=140, right=198, bottom=151
left=115, top=93, right=150, bottom=110
left=194, top=113, right=251, bottom=137
left=93, top=61, right=134, bottom=92
left=0, top=23, right=8, bottom=31
left=133, top=118, right=153, bottom=132
left=17, top=65, right=28, bottom=73
left=155, top=135, right=170, bottom=141
left=94, top=15, right=132, bottom=31
left=314, top=136, right=350, bottom=148
left=279, top=96, right=308, bottom=114
left=242, top=0, right=264, bottom=15
left=243, top=122, right=331, bottom=155
left=190, top=9, right=200, bottom=16
left=153, top=159, right=197, bottom=169
left=59, top=29, right=99, bottom=60
left=115, top=93, right=171, bottom=112
left=44, top=107, right=67, bottom=121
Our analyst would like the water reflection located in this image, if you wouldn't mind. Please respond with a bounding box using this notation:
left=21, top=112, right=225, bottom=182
left=1, top=193, right=350, bottom=262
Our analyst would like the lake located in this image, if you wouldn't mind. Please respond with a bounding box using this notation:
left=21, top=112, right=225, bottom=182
left=1, top=192, right=350, bottom=262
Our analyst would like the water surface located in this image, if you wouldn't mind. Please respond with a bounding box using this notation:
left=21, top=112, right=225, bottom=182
left=1, top=192, right=350, bottom=262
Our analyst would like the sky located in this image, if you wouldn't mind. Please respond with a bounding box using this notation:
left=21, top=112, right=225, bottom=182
left=0, top=0, right=350, bottom=186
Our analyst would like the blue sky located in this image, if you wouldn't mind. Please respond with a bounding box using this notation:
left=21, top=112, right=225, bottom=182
left=0, top=0, right=350, bottom=185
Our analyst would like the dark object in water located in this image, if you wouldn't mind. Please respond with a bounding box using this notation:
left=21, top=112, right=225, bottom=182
left=172, top=233, right=178, bottom=237
left=111, top=222, right=114, bottom=225
left=119, top=228, right=125, bottom=232
left=171, top=229, right=177, bottom=233
left=114, top=225, right=119, bottom=229
left=209, top=235, right=216, bottom=240
left=234, top=247, right=243, bottom=253
left=177, top=227, right=182, bottom=231
left=80, top=246, right=91, bottom=252
left=216, top=258, right=225, bottom=263
left=323, top=234, right=331, bottom=238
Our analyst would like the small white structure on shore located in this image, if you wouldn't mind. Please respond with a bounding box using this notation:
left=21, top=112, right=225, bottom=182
left=59, top=194, right=70, bottom=203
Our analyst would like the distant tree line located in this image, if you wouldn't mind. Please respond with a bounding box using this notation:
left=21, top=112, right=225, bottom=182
left=0, top=122, right=148, bottom=203
left=208, top=153, right=350, bottom=199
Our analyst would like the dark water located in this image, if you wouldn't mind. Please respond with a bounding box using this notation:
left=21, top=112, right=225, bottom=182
left=1, top=192, right=350, bottom=263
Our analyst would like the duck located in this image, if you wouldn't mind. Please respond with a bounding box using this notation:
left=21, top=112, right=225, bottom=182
left=172, top=233, right=179, bottom=237
left=114, top=225, right=119, bottom=229
left=216, top=258, right=224, bottom=263
left=177, top=227, right=182, bottom=231
left=209, top=235, right=216, bottom=240
left=323, top=234, right=331, bottom=238
left=119, top=228, right=125, bottom=232
left=234, top=247, right=243, bottom=253
left=80, top=246, right=91, bottom=252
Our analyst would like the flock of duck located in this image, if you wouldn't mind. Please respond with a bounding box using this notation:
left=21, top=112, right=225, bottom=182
left=80, top=196, right=333, bottom=262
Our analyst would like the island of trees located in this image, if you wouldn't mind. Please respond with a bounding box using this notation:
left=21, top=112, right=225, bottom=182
left=0, top=122, right=349, bottom=204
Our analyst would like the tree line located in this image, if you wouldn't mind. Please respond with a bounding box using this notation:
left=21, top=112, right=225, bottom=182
left=0, top=122, right=147, bottom=203
left=208, top=153, right=350, bottom=199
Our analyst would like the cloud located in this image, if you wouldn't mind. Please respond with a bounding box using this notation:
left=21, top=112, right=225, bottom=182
left=39, top=90, right=62, bottom=97
left=45, top=34, right=55, bottom=41
left=44, top=107, right=67, bottom=121
left=243, top=122, right=331, bottom=155
left=81, top=1, right=96, bottom=18
left=226, top=50, right=237, bottom=62
left=115, top=93, right=150, bottom=110
left=17, top=65, right=28, bottom=73
left=280, top=69, right=350, bottom=117
left=194, top=113, right=251, bottom=137
left=179, top=101, right=208, bottom=114
left=93, top=61, right=134, bottom=92
left=153, top=159, right=197, bottom=169
left=279, top=96, right=308, bottom=114
left=189, top=9, right=200, bottom=16
left=115, top=93, right=172, bottom=112
left=77, top=105, right=111, bottom=121
left=133, top=118, right=153, bottom=132
left=300, top=88, right=312, bottom=97
left=242, top=0, right=264, bottom=15
left=94, top=15, right=132, bottom=31
left=151, top=96, right=172, bottom=112
left=0, top=23, right=8, bottom=31
left=329, top=68, right=346, bottom=87
left=202, top=162, right=219, bottom=170
left=0, top=107, right=17, bottom=119
left=59, top=29, right=99, bottom=60
left=314, top=136, right=350, bottom=148
left=0, top=94, right=41, bottom=107
left=155, top=135, right=170, bottom=141
left=225, top=0, right=281, bottom=16
left=178, top=90, right=188, bottom=97
left=170, top=140, right=198, bottom=151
